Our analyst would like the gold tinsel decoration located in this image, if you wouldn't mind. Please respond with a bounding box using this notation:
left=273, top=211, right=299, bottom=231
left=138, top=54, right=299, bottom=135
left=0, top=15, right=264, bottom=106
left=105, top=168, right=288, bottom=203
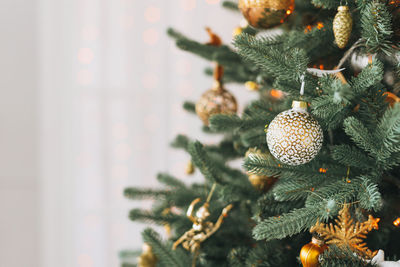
left=333, top=6, right=353, bottom=49
left=138, top=243, right=157, bottom=267
left=238, top=0, right=295, bottom=29
left=310, top=204, right=380, bottom=259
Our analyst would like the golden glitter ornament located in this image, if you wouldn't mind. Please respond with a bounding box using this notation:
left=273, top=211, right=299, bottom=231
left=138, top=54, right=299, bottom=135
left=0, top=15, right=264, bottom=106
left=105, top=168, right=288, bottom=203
left=196, top=28, right=238, bottom=126
left=333, top=6, right=353, bottom=49
left=238, top=0, right=295, bottom=29
left=300, top=236, right=328, bottom=267
left=138, top=243, right=157, bottom=267
left=266, top=100, right=323, bottom=166
left=196, top=83, right=238, bottom=126
left=310, top=204, right=380, bottom=259
left=245, top=148, right=278, bottom=191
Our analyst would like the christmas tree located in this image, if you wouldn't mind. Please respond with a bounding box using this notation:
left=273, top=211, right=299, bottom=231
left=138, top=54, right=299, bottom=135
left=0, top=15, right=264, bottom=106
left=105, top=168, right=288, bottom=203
left=122, top=0, right=400, bottom=266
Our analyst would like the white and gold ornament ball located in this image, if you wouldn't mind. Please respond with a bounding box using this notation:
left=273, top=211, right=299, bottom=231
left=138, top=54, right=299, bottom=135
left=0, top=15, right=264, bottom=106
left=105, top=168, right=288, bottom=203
left=266, top=100, right=323, bottom=166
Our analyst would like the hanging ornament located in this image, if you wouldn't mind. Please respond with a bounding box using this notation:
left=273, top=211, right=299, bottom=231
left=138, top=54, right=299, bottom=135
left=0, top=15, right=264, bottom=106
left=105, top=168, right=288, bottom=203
left=238, top=0, right=295, bottom=29
left=185, top=160, right=195, bottom=175
left=310, top=204, right=380, bottom=259
left=172, top=184, right=233, bottom=267
left=350, top=51, right=375, bottom=73
left=137, top=243, right=157, bottom=267
left=245, top=148, right=277, bottom=191
left=300, top=236, right=328, bottom=267
left=333, top=5, right=353, bottom=49
left=196, top=81, right=238, bottom=126
left=266, top=100, right=323, bottom=165
left=196, top=28, right=237, bottom=126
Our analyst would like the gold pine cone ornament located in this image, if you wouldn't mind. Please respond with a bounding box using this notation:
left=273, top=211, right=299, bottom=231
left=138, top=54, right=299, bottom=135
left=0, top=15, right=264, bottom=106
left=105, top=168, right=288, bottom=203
left=196, top=82, right=237, bottom=126
left=238, top=0, right=295, bottom=29
left=333, top=6, right=353, bottom=49
left=266, top=100, right=323, bottom=166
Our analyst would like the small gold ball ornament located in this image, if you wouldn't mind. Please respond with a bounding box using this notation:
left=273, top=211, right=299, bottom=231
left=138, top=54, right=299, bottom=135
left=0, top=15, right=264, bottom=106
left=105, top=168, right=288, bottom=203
left=245, top=81, right=259, bottom=91
left=333, top=6, right=353, bottom=49
left=233, top=26, right=244, bottom=37
left=248, top=174, right=277, bottom=191
left=196, top=82, right=237, bottom=126
left=245, top=148, right=278, bottom=191
left=185, top=160, right=195, bottom=175
left=238, top=0, right=295, bottom=29
left=266, top=100, right=323, bottom=166
left=300, top=237, right=327, bottom=267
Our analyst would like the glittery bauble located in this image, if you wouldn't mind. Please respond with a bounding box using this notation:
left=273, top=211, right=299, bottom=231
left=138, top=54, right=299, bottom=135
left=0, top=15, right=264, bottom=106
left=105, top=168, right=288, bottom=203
left=196, top=86, right=237, bottom=126
left=266, top=101, right=323, bottom=166
left=238, top=0, right=295, bottom=29
left=248, top=174, right=277, bottom=191
left=245, top=148, right=278, bottom=191
left=300, top=237, right=327, bottom=267
left=333, top=6, right=353, bottom=49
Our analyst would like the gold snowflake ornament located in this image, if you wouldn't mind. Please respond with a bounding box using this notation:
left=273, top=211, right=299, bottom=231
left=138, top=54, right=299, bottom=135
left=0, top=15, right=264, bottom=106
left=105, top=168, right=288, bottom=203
left=310, top=204, right=380, bottom=259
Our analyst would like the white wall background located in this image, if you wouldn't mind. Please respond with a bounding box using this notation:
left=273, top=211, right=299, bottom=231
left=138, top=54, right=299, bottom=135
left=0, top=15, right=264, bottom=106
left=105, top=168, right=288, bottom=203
left=0, top=0, right=39, bottom=266
left=1, top=0, right=256, bottom=267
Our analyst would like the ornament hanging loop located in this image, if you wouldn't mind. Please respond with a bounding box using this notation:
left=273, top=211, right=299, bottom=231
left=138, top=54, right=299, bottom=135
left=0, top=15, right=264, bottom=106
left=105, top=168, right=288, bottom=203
left=205, top=27, right=224, bottom=90
left=299, top=74, right=305, bottom=96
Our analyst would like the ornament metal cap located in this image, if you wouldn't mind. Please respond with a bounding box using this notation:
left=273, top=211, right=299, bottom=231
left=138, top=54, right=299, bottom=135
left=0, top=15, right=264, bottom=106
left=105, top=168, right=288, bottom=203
left=292, top=100, right=308, bottom=110
left=338, top=5, right=349, bottom=11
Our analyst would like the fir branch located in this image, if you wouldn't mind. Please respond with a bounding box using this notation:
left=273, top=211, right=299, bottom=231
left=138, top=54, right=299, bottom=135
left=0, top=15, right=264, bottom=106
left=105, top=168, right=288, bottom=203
left=376, top=103, right=400, bottom=155
left=129, top=209, right=180, bottom=224
left=222, top=1, right=239, bottom=11
left=343, top=117, right=378, bottom=156
left=183, top=101, right=196, bottom=114
left=253, top=207, right=320, bottom=241
left=350, top=60, right=384, bottom=94
left=157, top=173, right=186, bottom=189
left=124, top=188, right=168, bottom=200
left=331, top=144, right=375, bottom=169
left=321, top=245, right=375, bottom=267
left=142, top=228, right=189, bottom=267
left=361, top=1, right=394, bottom=55
left=171, top=134, right=190, bottom=150
left=357, top=175, right=382, bottom=211
left=188, top=141, right=227, bottom=184
left=233, top=34, right=308, bottom=84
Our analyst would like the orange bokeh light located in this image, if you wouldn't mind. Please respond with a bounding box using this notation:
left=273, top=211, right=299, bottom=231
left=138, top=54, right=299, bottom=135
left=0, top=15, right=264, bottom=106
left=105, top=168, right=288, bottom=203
left=394, top=217, right=400, bottom=227
left=270, top=89, right=284, bottom=99
left=319, top=168, right=327, bottom=173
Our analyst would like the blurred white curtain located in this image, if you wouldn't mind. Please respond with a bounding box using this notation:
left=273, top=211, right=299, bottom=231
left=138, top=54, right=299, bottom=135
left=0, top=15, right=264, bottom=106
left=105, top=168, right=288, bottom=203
left=38, top=0, right=248, bottom=266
